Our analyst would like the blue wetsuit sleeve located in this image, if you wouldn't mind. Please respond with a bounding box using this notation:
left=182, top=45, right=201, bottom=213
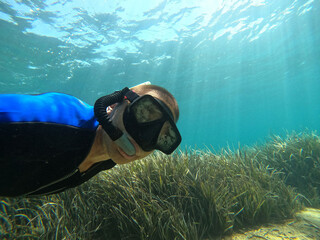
left=0, top=93, right=99, bottom=129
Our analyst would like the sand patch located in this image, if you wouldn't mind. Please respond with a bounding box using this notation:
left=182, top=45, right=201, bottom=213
left=224, top=208, right=320, bottom=240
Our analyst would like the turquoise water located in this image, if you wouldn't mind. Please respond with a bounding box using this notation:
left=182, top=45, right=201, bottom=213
left=0, top=0, right=319, bottom=150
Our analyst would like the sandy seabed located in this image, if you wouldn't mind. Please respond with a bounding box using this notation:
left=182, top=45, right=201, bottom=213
left=223, top=208, right=320, bottom=240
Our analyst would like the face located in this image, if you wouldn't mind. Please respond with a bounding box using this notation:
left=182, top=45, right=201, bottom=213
left=103, top=91, right=176, bottom=164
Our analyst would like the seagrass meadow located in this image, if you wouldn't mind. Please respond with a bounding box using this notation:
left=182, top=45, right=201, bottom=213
left=1, top=130, right=319, bottom=240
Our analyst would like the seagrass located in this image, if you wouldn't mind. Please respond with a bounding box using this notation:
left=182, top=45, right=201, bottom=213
left=1, top=130, right=318, bottom=239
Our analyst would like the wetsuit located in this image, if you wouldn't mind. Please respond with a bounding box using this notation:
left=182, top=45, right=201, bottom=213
left=0, top=93, right=116, bottom=197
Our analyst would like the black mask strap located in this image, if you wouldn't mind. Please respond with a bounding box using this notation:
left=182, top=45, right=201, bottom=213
left=124, top=90, right=140, bottom=103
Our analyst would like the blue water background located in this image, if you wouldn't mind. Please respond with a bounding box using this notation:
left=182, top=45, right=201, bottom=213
left=0, top=0, right=319, bottom=150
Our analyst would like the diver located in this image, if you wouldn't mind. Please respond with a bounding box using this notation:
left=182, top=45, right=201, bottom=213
left=0, top=83, right=181, bottom=197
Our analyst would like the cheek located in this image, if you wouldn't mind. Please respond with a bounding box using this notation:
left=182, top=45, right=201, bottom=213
left=108, top=144, right=127, bottom=164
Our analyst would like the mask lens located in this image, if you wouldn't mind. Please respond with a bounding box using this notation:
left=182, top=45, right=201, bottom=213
left=132, top=98, right=163, bottom=123
left=131, top=97, right=163, bottom=123
left=156, top=121, right=180, bottom=153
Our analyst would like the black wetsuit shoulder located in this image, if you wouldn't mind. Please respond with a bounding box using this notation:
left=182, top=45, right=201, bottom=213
left=28, top=158, right=116, bottom=196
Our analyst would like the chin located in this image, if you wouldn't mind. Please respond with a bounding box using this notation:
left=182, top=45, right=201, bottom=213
left=113, top=156, right=138, bottom=165
left=110, top=149, right=136, bottom=164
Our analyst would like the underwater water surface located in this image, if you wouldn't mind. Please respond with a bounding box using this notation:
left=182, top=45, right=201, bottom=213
left=0, top=0, right=319, bottom=150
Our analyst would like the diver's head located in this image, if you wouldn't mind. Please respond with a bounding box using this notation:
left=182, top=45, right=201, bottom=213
left=94, top=84, right=181, bottom=164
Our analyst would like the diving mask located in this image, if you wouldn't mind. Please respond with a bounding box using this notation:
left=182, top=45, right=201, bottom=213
left=123, top=95, right=181, bottom=154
